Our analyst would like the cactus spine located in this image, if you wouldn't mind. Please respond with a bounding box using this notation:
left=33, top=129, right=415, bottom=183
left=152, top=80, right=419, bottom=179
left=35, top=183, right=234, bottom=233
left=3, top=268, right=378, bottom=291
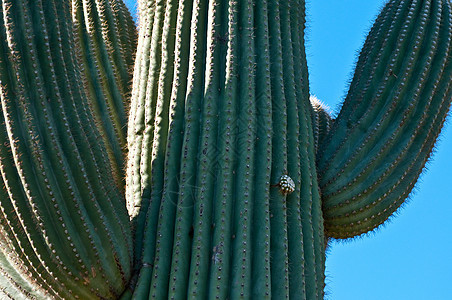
left=0, top=0, right=451, bottom=299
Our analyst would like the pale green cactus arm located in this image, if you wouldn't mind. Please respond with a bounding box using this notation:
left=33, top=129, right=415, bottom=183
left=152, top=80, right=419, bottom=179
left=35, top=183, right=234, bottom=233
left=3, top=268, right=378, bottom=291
left=316, top=0, right=452, bottom=239
left=72, top=0, right=137, bottom=189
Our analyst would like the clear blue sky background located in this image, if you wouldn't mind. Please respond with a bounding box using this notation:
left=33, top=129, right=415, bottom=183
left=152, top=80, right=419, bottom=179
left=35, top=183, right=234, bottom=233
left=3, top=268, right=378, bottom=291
left=124, top=1, right=452, bottom=299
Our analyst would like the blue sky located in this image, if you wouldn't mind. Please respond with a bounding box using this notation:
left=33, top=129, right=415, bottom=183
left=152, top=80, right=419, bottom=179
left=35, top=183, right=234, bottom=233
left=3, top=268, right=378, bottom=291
left=124, top=1, right=452, bottom=299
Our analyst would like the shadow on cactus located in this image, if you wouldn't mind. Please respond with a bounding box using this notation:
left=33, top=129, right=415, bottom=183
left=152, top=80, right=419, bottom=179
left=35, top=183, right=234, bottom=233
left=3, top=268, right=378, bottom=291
left=0, top=0, right=450, bottom=299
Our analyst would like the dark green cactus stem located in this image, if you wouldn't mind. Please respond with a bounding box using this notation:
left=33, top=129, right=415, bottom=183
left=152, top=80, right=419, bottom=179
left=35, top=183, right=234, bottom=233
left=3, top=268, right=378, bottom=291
left=0, top=0, right=451, bottom=299
left=310, top=96, right=333, bottom=155
left=126, top=0, right=322, bottom=297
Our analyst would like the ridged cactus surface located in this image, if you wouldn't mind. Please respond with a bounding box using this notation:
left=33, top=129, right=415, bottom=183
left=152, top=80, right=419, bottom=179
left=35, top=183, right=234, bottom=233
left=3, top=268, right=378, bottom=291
left=317, top=0, right=452, bottom=238
left=126, top=0, right=326, bottom=298
left=0, top=0, right=450, bottom=299
left=0, top=0, right=136, bottom=298
left=72, top=0, right=137, bottom=187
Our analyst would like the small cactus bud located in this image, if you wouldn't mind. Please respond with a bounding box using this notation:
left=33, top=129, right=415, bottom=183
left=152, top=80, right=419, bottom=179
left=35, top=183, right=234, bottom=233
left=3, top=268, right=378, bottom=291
left=278, top=175, right=295, bottom=195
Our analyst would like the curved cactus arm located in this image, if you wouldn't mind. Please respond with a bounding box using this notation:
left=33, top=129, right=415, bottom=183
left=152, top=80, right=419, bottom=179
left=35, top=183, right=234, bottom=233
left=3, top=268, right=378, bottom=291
left=72, top=0, right=138, bottom=189
left=0, top=227, right=49, bottom=299
left=124, top=0, right=160, bottom=281
left=0, top=0, right=133, bottom=298
left=127, top=0, right=327, bottom=298
left=316, top=0, right=452, bottom=239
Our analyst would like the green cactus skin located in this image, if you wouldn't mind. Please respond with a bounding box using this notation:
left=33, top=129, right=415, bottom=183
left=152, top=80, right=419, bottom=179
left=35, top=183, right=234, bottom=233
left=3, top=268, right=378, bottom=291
left=126, top=0, right=326, bottom=298
left=72, top=0, right=138, bottom=189
left=317, top=0, right=452, bottom=239
left=0, top=0, right=451, bottom=299
left=0, top=0, right=135, bottom=298
left=310, top=96, right=333, bottom=156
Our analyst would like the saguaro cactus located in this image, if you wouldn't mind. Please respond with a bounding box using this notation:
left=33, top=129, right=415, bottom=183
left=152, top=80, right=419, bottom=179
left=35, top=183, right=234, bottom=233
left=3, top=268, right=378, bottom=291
left=0, top=0, right=450, bottom=299
left=0, top=0, right=136, bottom=298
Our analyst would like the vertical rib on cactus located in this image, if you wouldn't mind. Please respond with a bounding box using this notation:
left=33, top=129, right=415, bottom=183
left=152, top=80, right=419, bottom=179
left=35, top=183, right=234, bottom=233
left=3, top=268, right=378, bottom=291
left=316, top=0, right=452, bottom=238
left=206, top=1, right=239, bottom=298
left=228, top=0, right=255, bottom=298
left=290, top=1, right=326, bottom=297
left=0, top=0, right=132, bottom=298
left=267, top=0, right=290, bottom=297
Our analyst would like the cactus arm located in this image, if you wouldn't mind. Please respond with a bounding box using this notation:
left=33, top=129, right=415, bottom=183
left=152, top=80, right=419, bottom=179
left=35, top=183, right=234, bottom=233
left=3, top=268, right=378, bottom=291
left=123, top=3, right=155, bottom=279
left=124, top=3, right=162, bottom=294
left=316, top=0, right=452, bottom=239
left=72, top=0, right=137, bottom=188
left=0, top=0, right=133, bottom=298
left=0, top=130, right=56, bottom=299
left=0, top=234, right=48, bottom=299
left=127, top=0, right=328, bottom=298
left=125, top=0, right=157, bottom=235
left=291, top=2, right=327, bottom=297
left=0, top=2, right=109, bottom=297
left=250, top=0, right=273, bottom=298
